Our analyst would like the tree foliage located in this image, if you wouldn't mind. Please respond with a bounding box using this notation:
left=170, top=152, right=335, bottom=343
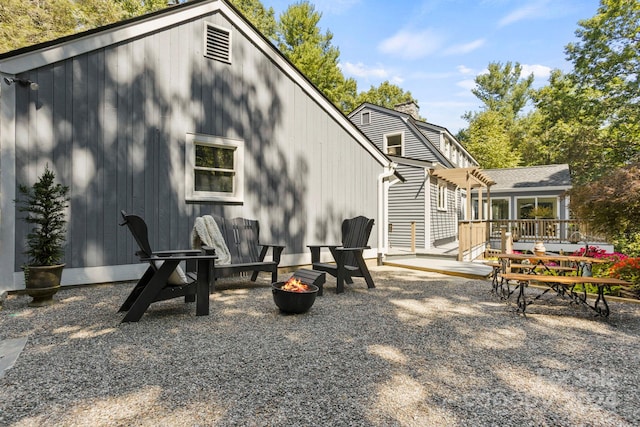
left=532, top=70, right=609, bottom=183
left=462, top=1, right=640, bottom=180
left=0, top=0, right=77, bottom=52
left=275, top=1, right=357, bottom=111
left=568, top=162, right=640, bottom=238
left=0, top=0, right=168, bottom=53
left=355, top=81, right=417, bottom=112
left=565, top=0, right=640, bottom=171
left=462, top=110, right=521, bottom=169
left=471, top=61, right=534, bottom=120
left=459, top=61, right=534, bottom=168
left=228, top=0, right=277, bottom=40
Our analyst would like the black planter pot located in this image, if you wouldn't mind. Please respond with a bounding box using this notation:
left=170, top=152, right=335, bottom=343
left=272, top=282, right=318, bottom=314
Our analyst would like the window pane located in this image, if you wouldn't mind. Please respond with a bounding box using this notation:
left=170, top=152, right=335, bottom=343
left=388, top=146, right=401, bottom=156
left=536, top=198, right=556, bottom=218
left=492, top=199, right=509, bottom=220
left=386, top=134, right=402, bottom=155
left=517, top=198, right=535, bottom=219
left=195, top=170, right=234, bottom=192
left=196, top=145, right=234, bottom=169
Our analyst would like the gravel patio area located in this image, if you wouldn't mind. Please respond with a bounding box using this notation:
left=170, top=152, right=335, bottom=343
left=1, top=266, right=639, bottom=426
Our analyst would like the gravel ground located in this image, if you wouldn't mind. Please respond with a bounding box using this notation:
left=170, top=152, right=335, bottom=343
left=1, top=265, right=640, bottom=427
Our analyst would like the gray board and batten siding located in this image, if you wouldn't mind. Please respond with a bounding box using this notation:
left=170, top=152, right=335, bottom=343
left=0, top=0, right=391, bottom=291
left=388, top=164, right=426, bottom=248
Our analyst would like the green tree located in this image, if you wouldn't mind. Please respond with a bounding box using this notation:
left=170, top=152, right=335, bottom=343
left=355, top=81, right=417, bottom=111
left=508, top=110, right=552, bottom=166
left=462, top=110, right=521, bottom=168
left=0, top=0, right=169, bottom=54
left=459, top=61, right=535, bottom=167
left=229, top=0, right=277, bottom=40
left=0, top=0, right=77, bottom=53
left=532, top=70, right=607, bottom=183
left=275, top=1, right=354, bottom=110
left=565, top=0, right=640, bottom=170
left=116, top=0, right=168, bottom=17
left=471, top=61, right=534, bottom=120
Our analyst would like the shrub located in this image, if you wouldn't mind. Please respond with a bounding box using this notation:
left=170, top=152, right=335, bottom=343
left=610, top=257, right=640, bottom=296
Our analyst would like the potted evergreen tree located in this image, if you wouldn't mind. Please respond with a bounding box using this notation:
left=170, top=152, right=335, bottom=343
left=15, top=165, right=70, bottom=306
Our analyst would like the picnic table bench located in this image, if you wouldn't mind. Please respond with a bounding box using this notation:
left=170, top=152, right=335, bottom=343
left=485, top=261, right=577, bottom=291
left=498, top=272, right=631, bottom=317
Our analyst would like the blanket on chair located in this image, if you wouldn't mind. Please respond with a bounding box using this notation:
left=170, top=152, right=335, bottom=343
left=191, top=215, right=232, bottom=265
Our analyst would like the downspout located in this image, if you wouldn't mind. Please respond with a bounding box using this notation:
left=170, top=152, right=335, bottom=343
left=377, top=163, right=398, bottom=265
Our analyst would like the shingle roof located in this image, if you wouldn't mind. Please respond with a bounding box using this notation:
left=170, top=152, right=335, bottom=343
left=483, top=164, right=571, bottom=191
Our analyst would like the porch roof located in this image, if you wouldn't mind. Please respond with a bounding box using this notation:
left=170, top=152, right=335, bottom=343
left=429, top=166, right=495, bottom=189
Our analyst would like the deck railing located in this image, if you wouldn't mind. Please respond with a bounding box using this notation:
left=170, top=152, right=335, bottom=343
left=457, top=219, right=608, bottom=261
left=487, top=219, right=607, bottom=244
left=458, top=220, right=489, bottom=261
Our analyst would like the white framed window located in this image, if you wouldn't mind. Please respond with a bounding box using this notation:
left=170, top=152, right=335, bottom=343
left=362, top=111, right=371, bottom=125
left=437, top=179, right=448, bottom=211
left=185, top=133, right=244, bottom=203
left=384, top=132, right=403, bottom=156
left=515, top=196, right=558, bottom=219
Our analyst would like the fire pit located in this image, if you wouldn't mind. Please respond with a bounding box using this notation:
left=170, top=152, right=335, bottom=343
left=272, top=277, right=319, bottom=314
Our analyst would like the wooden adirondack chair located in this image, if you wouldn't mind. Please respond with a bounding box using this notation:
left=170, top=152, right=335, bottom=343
left=119, top=211, right=216, bottom=322
left=209, top=216, right=285, bottom=284
left=308, top=216, right=375, bottom=294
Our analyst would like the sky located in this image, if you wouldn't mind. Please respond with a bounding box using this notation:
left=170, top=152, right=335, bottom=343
left=261, top=0, right=602, bottom=134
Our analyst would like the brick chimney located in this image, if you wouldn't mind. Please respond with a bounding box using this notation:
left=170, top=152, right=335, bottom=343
left=394, top=101, right=421, bottom=121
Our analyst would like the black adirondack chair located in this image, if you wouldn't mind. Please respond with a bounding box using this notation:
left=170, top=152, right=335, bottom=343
left=308, top=216, right=375, bottom=293
left=209, top=216, right=284, bottom=284
left=119, top=211, right=216, bottom=322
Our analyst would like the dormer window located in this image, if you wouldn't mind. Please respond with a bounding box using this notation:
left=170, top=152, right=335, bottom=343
left=384, top=132, right=403, bottom=156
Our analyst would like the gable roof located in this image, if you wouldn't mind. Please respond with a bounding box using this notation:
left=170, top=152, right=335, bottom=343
left=0, top=0, right=395, bottom=172
left=349, top=102, right=479, bottom=168
left=482, top=164, right=572, bottom=192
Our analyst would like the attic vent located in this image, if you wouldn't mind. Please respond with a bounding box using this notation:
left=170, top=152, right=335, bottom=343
left=204, top=23, right=231, bottom=63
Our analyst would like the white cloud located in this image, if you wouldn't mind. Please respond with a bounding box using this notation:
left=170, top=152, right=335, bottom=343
left=341, top=62, right=389, bottom=79
left=457, top=65, right=475, bottom=75
left=378, top=29, right=444, bottom=60
left=521, top=64, right=552, bottom=80
left=499, top=0, right=550, bottom=27
left=444, top=39, right=486, bottom=55
left=456, top=79, right=477, bottom=91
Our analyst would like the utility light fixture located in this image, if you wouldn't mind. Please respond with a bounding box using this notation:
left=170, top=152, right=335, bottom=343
left=3, top=77, right=39, bottom=90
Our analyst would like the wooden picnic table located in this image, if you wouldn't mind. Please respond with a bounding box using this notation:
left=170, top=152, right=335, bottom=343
left=498, top=272, right=631, bottom=317
left=494, top=252, right=606, bottom=276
